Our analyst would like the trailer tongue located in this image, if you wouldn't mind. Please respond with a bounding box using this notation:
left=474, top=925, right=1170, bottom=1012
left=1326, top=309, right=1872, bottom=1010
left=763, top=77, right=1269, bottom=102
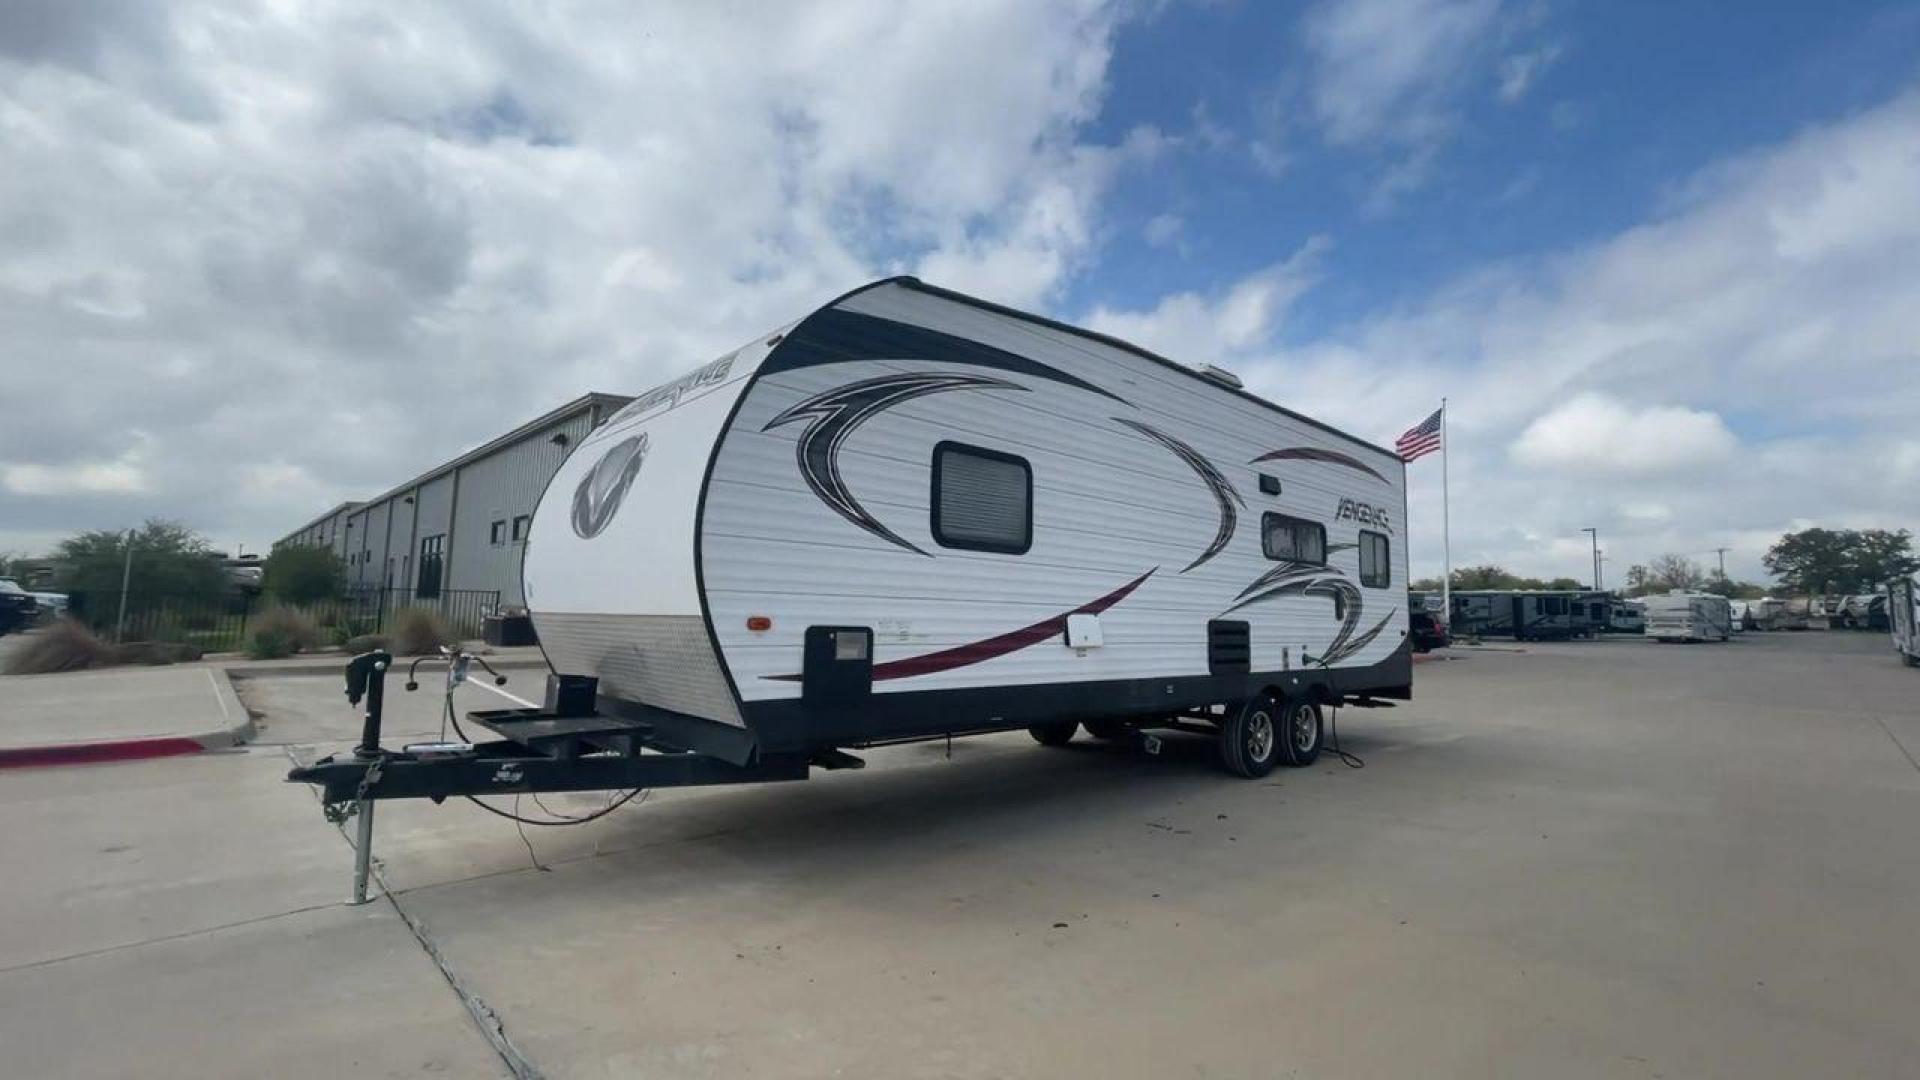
left=287, top=648, right=832, bottom=904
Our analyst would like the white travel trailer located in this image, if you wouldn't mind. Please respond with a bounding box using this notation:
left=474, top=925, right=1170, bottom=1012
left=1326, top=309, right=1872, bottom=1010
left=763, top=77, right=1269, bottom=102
left=1892, top=580, right=1919, bottom=667
left=1643, top=591, right=1733, bottom=642
left=522, top=277, right=1413, bottom=777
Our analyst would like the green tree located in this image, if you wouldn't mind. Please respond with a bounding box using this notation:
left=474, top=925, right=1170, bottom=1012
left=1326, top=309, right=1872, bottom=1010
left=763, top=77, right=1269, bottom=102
left=55, top=520, right=229, bottom=617
left=1763, top=527, right=1917, bottom=594
left=1700, top=573, right=1765, bottom=600
left=263, top=545, right=346, bottom=605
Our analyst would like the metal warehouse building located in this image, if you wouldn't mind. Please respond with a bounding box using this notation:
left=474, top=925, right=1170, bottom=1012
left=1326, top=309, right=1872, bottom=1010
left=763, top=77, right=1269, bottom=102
left=275, top=393, right=631, bottom=607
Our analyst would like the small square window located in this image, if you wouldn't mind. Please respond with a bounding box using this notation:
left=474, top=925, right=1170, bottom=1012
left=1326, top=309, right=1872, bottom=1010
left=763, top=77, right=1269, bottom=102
left=490, top=520, right=507, bottom=546
left=1262, top=513, right=1326, bottom=565
left=931, top=442, right=1031, bottom=554
left=1358, top=530, right=1391, bottom=589
left=511, top=515, right=531, bottom=542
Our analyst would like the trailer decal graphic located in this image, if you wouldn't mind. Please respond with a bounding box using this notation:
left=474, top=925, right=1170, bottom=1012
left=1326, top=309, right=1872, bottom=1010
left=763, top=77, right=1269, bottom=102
left=1219, top=556, right=1392, bottom=665
left=767, top=309, right=1129, bottom=405
left=765, top=373, right=1027, bottom=555
left=571, top=432, right=650, bottom=539
left=1248, top=446, right=1388, bottom=484
left=763, top=568, right=1156, bottom=682
left=1114, top=418, right=1244, bottom=572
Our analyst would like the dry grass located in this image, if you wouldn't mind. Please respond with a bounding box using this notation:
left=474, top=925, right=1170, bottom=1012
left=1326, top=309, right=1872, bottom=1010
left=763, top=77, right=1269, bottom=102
left=245, top=605, right=324, bottom=659
left=384, top=607, right=454, bottom=656
left=3, top=619, right=119, bottom=675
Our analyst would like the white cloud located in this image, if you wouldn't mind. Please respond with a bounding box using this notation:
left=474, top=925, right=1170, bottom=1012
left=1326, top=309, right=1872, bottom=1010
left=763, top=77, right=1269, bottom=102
left=1496, top=43, right=1561, bottom=103
left=1143, top=212, right=1185, bottom=249
left=1302, top=0, right=1501, bottom=146
left=1085, top=89, right=1920, bottom=583
left=1511, top=394, right=1737, bottom=475
left=0, top=0, right=1141, bottom=550
left=1297, top=0, right=1551, bottom=209
left=1084, top=235, right=1331, bottom=365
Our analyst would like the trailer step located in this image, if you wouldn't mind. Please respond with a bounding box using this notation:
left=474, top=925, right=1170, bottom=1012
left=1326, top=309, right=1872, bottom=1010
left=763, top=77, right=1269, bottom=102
left=810, top=749, right=866, bottom=771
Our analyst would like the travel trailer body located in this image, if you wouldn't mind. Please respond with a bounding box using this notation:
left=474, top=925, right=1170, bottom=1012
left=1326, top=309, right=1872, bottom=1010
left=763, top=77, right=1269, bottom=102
left=1891, top=580, right=1919, bottom=667
left=520, top=277, right=1413, bottom=773
left=1643, top=591, right=1733, bottom=642
left=1450, top=590, right=1576, bottom=640
left=1607, top=599, right=1645, bottom=634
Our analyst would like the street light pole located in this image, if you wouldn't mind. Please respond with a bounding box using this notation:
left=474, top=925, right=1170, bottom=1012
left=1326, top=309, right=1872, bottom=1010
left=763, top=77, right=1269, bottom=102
left=114, top=527, right=135, bottom=642
left=1582, top=527, right=1600, bottom=591
left=1713, top=547, right=1729, bottom=578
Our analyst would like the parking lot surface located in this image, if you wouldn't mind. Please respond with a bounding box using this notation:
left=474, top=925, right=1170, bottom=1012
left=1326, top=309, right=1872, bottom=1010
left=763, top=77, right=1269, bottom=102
left=3, top=632, right=1917, bottom=1078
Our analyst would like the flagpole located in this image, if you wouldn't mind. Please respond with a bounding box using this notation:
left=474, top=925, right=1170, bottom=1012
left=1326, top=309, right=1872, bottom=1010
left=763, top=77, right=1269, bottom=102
left=1440, top=397, right=1452, bottom=629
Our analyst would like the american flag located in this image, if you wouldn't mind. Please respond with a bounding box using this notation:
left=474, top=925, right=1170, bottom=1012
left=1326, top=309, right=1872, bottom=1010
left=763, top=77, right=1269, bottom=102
left=1396, top=407, right=1444, bottom=462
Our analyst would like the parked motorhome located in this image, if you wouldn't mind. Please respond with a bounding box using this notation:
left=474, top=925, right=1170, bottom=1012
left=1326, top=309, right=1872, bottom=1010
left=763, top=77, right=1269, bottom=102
left=1643, top=591, right=1733, bottom=642
left=1827, top=593, right=1888, bottom=631
left=1607, top=599, right=1645, bottom=634
left=522, top=277, right=1412, bottom=778
left=1782, top=596, right=1818, bottom=629
left=1891, top=580, right=1918, bottom=667
left=1450, top=590, right=1578, bottom=640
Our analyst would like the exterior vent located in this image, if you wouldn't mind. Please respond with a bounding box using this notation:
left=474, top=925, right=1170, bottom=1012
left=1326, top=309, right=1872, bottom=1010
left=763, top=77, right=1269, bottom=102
left=1198, top=364, right=1243, bottom=389
left=1208, top=619, right=1251, bottom=674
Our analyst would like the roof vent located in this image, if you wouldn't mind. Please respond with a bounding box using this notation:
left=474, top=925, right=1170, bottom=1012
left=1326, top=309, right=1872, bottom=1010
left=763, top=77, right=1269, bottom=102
left=1198, top=364, right=1243, bottom=389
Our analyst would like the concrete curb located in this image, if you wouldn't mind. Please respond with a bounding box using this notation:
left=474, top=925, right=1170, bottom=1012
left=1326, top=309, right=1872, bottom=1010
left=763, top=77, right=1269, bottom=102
left=0, top=668, right=258, bottom=770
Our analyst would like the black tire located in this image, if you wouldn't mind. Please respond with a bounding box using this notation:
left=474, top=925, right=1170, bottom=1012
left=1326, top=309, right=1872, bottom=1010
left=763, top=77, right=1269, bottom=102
left=1028, top=722, right=1076, bottom=747
left=1083, top=718, right=1129, bottom=741
left=1278, top=698, right=1323, bottom=768
left=1219, top=695, right=1282, bottom=778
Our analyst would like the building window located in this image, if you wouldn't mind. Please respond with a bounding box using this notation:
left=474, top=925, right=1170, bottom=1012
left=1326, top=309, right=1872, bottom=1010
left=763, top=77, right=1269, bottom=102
left=1358, top=530, right=1391, bottom=589
left=490, top=520, right=507, bottom=546
left=511, top=515, right=532, bottom=543
left=930, top=441, right=1032, bottom=554
left=417, top=534, right=445, bottom=599
left=1262, top=513, right=1326, bottom=564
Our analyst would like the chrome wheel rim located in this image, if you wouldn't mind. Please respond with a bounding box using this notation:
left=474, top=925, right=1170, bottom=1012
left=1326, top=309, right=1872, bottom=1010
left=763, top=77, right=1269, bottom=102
left=1246, top=710, right=1274, bottom=762
left=1290, top=705, right=1318, bottom=753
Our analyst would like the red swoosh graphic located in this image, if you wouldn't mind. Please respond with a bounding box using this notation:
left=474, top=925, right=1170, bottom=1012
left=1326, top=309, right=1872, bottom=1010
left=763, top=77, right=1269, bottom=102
left=762, top=568, right=1156, bottom=683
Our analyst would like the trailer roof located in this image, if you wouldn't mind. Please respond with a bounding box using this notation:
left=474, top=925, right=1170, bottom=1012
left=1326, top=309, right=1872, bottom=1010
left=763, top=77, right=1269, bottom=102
left=852, top=277, right=1402, bottom=462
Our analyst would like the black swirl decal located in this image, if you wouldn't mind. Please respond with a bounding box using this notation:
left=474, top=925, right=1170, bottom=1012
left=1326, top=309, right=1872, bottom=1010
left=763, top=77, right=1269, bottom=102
left=571, top=432, right=649, bottom=539
left=764, top=373, right=1026, bottom=554
left=1114, top=418, right=1244, bottom=572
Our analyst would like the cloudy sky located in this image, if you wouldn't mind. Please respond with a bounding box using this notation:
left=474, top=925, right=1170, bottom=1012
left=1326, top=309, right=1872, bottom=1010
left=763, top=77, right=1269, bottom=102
left=2, top=0, right=1916, bottom=584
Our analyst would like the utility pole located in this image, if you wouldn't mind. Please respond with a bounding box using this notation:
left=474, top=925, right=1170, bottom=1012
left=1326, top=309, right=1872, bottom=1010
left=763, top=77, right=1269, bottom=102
left=114, top=527, right=135, bottom=642
left=1582, top=527, right=1600, bottom=590
left=1713, top=547, right=1729, bottom=578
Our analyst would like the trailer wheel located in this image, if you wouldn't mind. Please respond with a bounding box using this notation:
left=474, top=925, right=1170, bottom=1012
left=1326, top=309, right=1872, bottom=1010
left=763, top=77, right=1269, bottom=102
left=1083, top=719, right=1129, bottom=741
left=1279, top=699, right=1323, bottom=768
left=1028, top=722, right=1077, bottom=747
left=1219, top=696, right=1282, bottom=778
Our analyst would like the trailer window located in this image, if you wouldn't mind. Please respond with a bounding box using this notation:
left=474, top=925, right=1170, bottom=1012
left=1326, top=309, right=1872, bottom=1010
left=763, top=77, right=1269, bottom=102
left=1542, top=596, right=1567, bottom=616
left=932, top=442, right=1032, bottom=554
left=1262, top=513, right=1326, bottom=565
left=1358, top=531, right=1391, bottom=588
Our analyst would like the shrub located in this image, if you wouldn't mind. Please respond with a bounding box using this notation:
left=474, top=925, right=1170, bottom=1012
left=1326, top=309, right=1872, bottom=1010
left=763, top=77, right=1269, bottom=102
left=344, top=633, right=391, bottom=654
left=246, top=628, right=294, bottom=660
left=3, top=618, right=118, bottom=675
left=384, top=607, right=454, bottom=655
left=250, top=605, right=323, bottom=650
left=112, top=641, right=204, bottom=665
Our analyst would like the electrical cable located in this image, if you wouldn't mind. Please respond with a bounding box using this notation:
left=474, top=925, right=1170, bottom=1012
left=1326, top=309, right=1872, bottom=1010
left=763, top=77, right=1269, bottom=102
left=428, top=669, right=649, bottom=828
left=1302, top=651, right=1365, bottom=770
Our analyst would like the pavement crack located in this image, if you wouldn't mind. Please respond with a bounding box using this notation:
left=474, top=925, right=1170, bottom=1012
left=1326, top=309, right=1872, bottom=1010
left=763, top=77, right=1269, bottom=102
left=1879, top=718, right=1920, bottom=776
left=0, top=902, right=343, bottom=976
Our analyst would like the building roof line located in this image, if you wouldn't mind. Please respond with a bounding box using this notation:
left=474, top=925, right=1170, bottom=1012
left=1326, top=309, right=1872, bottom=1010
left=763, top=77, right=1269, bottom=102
left=278, top=392, right=630, bottom=545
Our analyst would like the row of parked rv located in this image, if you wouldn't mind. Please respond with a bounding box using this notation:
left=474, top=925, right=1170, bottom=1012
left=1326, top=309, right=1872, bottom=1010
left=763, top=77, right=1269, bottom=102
left=1412, top=582, right=1920, bottom=662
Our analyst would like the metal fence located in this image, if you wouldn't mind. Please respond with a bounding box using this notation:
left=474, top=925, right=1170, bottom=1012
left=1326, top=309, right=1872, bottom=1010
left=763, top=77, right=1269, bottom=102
left=61, top=588, right=504, bottom=650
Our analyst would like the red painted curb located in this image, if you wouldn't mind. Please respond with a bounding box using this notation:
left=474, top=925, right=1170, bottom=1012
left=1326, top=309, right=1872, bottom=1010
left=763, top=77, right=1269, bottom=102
left=0, top=737, right=207, bottom=770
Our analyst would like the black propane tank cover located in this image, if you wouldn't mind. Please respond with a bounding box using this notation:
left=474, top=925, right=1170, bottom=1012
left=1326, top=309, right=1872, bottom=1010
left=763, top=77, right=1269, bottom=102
left=544, top=673, right=599, bottom=717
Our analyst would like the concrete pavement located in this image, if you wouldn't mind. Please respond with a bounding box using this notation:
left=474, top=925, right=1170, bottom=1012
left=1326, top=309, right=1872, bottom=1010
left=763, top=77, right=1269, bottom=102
left=2, top=631, right=1916, bottom=1077
left=0, top=664, right=255, bottom=766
